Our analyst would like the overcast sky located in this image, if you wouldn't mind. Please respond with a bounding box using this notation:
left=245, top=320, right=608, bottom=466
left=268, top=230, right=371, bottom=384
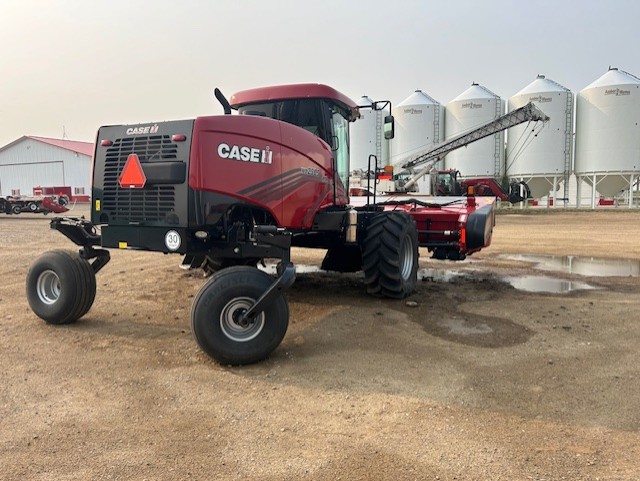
left=0, top=0, right=638, bottom=147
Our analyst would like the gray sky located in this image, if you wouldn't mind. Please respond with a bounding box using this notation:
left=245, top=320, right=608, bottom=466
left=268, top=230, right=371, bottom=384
left=1, top=0, right=638, bottom=147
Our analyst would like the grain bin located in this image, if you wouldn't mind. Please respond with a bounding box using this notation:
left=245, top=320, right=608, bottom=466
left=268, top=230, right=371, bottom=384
left=389, top=90, right=444, bottom=192
left=444, top=83, right=505, bottom=178
left=350, top=96, right=389, bottom=172
left=506, top=75, right=573, bottom=200
left=575, top=67, right=640, bottom=207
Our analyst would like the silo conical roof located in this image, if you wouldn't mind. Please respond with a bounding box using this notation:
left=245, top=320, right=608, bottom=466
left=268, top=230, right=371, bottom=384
left=583, top=68, right=640, bottom=90
left=513, top=75, right=570, bottom=96
left=450, top=83, right=499, bottom=102
left=397, top=89, right=440, bottom=107
left=357, top=96, right=374, bottom=107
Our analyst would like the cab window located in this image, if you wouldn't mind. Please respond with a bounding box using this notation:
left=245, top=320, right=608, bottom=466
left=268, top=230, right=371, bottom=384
left=329, top=104, right=350, bottom=190
left=238, top=100, right=327, bottom=142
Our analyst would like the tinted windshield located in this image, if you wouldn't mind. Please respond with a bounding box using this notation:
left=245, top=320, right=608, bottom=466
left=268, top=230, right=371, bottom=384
left=238, top=100, right=329, bottom=145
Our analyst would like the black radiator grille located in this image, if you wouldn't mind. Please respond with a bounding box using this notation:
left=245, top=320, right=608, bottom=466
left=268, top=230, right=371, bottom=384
left=102, top=135, right=179, bottom=223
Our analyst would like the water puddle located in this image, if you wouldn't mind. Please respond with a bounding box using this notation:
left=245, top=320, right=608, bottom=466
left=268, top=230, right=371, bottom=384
left=501, top=254, right=640, bottom=277
left=418, top=268, right=466, bottom=282
left=504, top=275, right=595, bottom=293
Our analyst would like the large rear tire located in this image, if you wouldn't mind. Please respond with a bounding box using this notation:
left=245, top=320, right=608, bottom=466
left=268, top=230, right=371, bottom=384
left=191, top=266, right=289, bottom=365
left=362, top=212, right=419, bottom=299
left=26, top=250, right=97, bottom=324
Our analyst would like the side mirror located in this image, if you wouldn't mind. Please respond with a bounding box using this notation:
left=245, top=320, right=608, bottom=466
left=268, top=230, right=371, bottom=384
left=384, top=115, right=395, bottom=140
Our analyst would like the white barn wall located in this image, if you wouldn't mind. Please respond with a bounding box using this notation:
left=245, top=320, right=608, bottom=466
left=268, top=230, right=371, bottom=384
left=62, top=153, right=92, bottom=193
left=0, top=162, right=65, bottom=195
left=0, top=137, right=91, bottom=196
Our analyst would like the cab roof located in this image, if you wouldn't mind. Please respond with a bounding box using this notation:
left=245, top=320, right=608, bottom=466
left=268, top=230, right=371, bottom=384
left=229, top=83, right=360, bottom=121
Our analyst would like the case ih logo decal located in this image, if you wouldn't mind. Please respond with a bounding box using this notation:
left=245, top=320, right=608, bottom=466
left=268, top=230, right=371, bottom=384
left=217, top=143, right=273, bottom=164
left=126, top=124, right=159, bottom=135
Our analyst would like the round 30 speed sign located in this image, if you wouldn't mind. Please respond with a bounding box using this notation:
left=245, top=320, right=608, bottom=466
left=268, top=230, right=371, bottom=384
left=165, top=230, right=181, bottom=251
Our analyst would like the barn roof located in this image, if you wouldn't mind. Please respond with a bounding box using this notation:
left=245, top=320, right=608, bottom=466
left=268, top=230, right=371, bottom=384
left=0, top=136, right=94, bottom=157
left=27, top=136, right=94, bottom=156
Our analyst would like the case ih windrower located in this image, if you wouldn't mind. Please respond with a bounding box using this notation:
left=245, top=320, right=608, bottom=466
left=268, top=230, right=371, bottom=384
left=26, top=84, right=547, bottom=365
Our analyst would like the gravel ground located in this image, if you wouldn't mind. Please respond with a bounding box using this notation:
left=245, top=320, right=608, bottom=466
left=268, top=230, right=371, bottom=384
left=1, top=208, right=639, bottom=480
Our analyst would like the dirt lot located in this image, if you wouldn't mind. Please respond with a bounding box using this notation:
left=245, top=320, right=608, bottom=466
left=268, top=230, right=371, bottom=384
left=1, top=208, right=640, bottom=480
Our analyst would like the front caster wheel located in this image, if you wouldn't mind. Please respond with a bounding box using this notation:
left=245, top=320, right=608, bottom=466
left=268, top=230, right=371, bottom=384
left=190, top=266, right=289, bottom=365
left=26, top=250, right=97, bottom=324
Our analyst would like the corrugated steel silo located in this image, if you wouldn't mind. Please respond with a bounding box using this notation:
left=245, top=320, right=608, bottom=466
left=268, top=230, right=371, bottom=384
left=350, top=96, right=389, bottom=172
left=389, top=90, right=444, bottom=192
left=506, top=75, right=574, bottom=199
left=444, top=83, right=505, bottom=178
left=575, top=68, right=640, bottom=205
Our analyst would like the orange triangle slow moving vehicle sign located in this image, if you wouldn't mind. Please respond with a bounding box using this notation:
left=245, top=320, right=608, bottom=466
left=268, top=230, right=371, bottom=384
left=119, top=154, right=147, bottom=188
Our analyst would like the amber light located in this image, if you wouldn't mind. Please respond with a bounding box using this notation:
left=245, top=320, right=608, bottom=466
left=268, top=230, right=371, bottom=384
left=172, top=134, right=187, bottom=142
left=100, top=139, right=113, bottom=147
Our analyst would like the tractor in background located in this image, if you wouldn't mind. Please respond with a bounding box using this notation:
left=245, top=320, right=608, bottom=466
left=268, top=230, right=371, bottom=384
left=432, top=169, right=531, bottom=204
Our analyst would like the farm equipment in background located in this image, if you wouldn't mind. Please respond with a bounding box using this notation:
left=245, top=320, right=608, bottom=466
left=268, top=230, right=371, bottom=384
left=25, top=83, right=545, bottom=366
left=350, top=102, right=548, bottom=201
left=431, top=169, right=531, bottom=204
left=1, top=194, right=70, bottom=215
left=349, top=166, right=418, bottom=196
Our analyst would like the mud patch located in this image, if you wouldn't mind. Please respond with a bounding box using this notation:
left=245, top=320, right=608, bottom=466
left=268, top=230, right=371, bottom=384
left=413, top=313, right=532, bottom=348
left=438, top=318, right=494, bottom=335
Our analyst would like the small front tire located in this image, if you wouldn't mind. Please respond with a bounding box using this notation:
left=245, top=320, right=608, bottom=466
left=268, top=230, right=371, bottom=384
left=191, top=266, right=289, bottom=365
left=26, top=250, right=97, bottom=324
